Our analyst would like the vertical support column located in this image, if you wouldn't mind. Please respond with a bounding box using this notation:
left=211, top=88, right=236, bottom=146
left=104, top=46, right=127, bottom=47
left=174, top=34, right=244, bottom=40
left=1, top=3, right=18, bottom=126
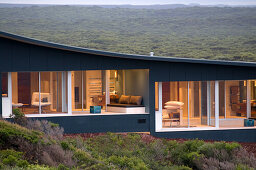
left=105, top=70, right=110, bottom=110
left=215, top=81, right=219, bottom=128
left=247, top=80, right=251, bottom=118
left=0, top=72, right=2, bottom=117
left=155, top=82, right=162, bottom=131
left=159, top=82, right=163, bottom=113
left=207, top=81, right=211, bottom=126
left=8, top=72, right=12, bottom=116
left=81, top=71, right=84, bottom=111
left=187, top=82, right=190, bottom=128
left=67, top=71, right=72, bottom=115
left=62, top=72, right=67, bottom=113
left=39, top=72, right=41, bottom=114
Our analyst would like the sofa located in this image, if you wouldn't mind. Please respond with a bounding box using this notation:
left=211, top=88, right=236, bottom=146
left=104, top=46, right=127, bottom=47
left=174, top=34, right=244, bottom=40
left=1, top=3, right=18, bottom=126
left=106, top=95, right=145, bottom=113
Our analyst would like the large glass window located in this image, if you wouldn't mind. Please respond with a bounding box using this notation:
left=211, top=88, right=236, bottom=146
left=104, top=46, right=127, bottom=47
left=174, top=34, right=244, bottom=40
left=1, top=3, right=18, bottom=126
left=1, top=73, right=8, bottom=97
left=72, top=70, right=105, bottom=112
left=160, top=81, right=216, bottom=129
left=12, top=72, right=67, bottom=114
left=108, top=69, right=149, bottom=113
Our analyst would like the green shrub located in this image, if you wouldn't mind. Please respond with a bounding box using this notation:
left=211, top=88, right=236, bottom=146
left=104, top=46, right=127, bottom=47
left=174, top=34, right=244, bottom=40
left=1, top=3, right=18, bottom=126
left=169, top=165, right=192, bottom=170
left=0, top=149, right=29, bottom=167
left=27, top=164, right=54, bottom=170
left=169, top=140, right=204, bottom=166
left=108, top=155, right=148, bottom=170
left=57, top=163, right=69, bottom=170
left=0, top=120, right=42, bottom=145
left=198, top=142, right=241, bottom=158
left=236, top=164, right=254, bottom=170
left=183, top=139, right=204, bottom=152
left=60, top=141, right=72, bottom=150
left=225, top=142, right=241, bottom=152
left=73, top=149, right=98, bottom=167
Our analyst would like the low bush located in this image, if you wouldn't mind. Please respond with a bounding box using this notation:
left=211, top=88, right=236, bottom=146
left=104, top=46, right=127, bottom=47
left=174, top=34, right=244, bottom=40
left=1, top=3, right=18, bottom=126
left=1, top=118, right=255, bottom=170
left=0, top=120, right=42, bottom=148
left=107, top=155, right=148, bottom=170
left=26, top=120, right=64, bottom=140
left=10, top=108, right=27, bottom=126
left=0, top=149, right=29, bottom=168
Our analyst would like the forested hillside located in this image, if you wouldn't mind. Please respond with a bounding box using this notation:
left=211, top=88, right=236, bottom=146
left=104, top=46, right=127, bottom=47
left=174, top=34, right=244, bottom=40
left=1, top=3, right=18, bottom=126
left=0, top=5, right=256, bottom=61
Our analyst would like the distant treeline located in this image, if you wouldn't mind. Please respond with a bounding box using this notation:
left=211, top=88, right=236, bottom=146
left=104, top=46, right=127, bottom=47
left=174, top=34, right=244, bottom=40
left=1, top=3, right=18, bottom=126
left=0, top=6, right=256, bottom=61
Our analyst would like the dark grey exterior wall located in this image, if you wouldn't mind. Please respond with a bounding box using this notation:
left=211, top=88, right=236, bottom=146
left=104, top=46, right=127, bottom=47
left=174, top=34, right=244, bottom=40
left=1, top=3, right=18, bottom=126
left=153, top=129, right=256, bottom=142
left=1, top=35, right=256, bottom=141
left=6, top=114, right=150, bottom=134
left=1, top=37, right=256, bottom=81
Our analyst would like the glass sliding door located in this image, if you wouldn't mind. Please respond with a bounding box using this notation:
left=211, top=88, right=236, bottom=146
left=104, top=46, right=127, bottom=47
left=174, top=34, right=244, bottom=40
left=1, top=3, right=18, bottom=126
left=72, top=71, right=83, bottom=111
left=209, top=81, right=215, bottom=126
left=160, top=80, right=219, bottom=129
left=189, top=81, right=201, bottom=127
left=219, top=81, right=225, bottom=119
left=200, top=81, right=208, bottom=125
left=179, top=81, right=188, bottom=127
left=85, top=70, right=105, bottom=110
left=40, top=72, right=64, bottom=113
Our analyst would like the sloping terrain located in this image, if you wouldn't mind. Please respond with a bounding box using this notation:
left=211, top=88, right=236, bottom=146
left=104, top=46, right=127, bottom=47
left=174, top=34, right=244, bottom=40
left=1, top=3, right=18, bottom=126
left=0, top=6, right=256, bottom=61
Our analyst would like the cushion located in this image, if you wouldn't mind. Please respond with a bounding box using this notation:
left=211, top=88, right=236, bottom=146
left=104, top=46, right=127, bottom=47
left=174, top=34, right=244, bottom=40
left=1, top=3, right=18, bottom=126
left=119, top=95, right=130, bottom=104
left=41, top=97, right=48, bottom=103
left=165, top=101, right=184, bottom=106
left=110, top=95, right=119, bottom=103
left=164, top=105, right=179, bottom=110
left=129, top=96, right=142, bottom=105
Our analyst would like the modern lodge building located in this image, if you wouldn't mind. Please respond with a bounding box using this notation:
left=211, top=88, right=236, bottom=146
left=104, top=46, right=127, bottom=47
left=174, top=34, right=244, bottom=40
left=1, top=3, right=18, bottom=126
left=0, top=31, right=255, bottom=142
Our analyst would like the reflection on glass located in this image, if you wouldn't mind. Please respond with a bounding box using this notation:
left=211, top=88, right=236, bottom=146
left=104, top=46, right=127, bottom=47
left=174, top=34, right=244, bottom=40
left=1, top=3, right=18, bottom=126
left=225, top=80, right=247, bottom=118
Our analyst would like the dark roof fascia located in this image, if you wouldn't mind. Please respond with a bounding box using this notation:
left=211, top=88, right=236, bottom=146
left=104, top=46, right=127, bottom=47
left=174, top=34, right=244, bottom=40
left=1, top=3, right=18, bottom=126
left=1, top=31, right=256, bottom=67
